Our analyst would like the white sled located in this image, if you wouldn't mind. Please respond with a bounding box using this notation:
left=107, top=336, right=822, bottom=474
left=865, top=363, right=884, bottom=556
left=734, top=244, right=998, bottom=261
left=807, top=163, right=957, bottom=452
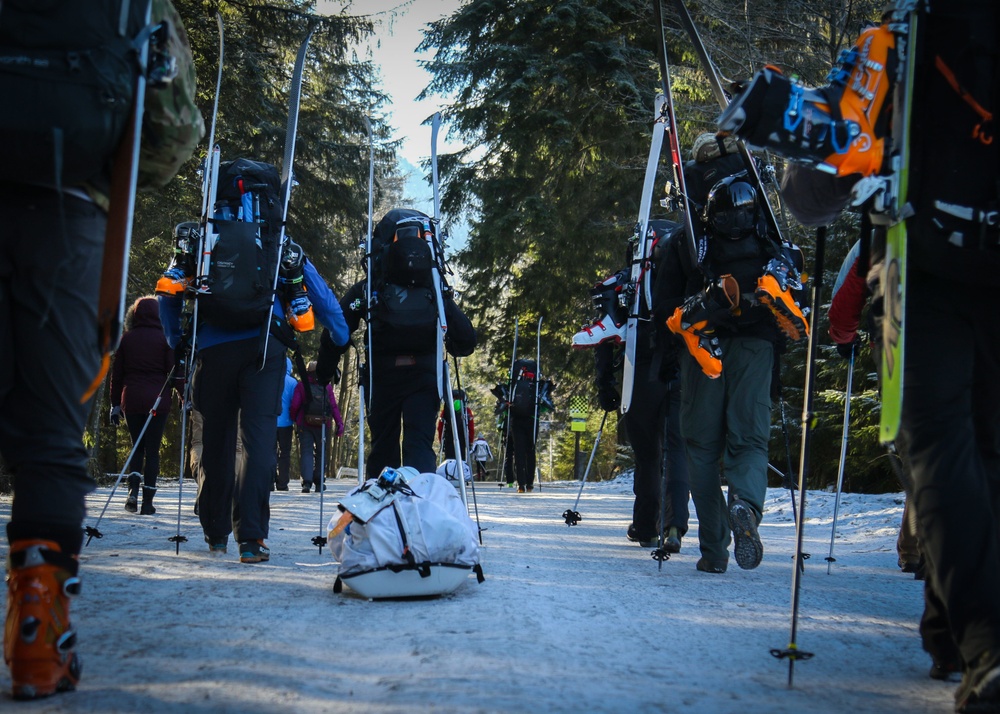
left=334, top=562, right=481, bottom=600
left=329, top=469, right=483, bottom=599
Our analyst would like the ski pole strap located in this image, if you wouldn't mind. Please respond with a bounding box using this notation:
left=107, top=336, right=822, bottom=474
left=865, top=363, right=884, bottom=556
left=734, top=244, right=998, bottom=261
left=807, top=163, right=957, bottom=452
left=934, top=55, right=994, bottom=146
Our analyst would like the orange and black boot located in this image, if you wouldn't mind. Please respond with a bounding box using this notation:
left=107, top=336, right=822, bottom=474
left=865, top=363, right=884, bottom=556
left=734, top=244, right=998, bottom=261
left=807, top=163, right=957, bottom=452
left=667, top=307, right=723, bottom=379
left=279, top=239, right=315, bottom=332
left=4, top=540, right=81, bottom=700
left=755, top=258, right=809, bottom=342
left=666, top=276, right=741, bottom=379
left=154, top=222, right=198, bottom=296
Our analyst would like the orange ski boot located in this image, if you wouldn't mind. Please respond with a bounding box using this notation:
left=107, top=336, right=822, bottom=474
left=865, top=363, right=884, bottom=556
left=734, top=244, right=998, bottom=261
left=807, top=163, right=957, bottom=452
left=4, top=540, right=81, bottom=700
left=756, top=258, right=809, bottom=341
left=154, top=222, right=198, bottom=296
left=667, top=308, right=723, bottom=379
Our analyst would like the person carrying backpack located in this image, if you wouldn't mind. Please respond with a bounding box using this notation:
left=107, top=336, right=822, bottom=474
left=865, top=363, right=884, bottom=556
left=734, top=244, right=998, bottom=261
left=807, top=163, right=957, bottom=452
left=504, top=359, right=554, bottom=493
left=109, top=296, right=177, bottom=515
left=316, top=208, right=476, bottom=479
left=470, top=435, right=493, bottom=481
left=0, top=0, right=203, bottom=699
left=158, top=160, right=349, bottom=564
left=289, top=360, right=343, bottom=493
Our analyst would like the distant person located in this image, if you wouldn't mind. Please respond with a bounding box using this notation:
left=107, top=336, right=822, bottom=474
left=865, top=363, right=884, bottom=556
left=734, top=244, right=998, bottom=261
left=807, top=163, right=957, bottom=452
left=289, top=361, right=344, bottom=493
left=470, top=435, right=493, bottom=481
left=275, top=357, right=297, bottom=491
left=109, top=297, right=175, bottom=515
left=437, top=388, right=474, bottom=462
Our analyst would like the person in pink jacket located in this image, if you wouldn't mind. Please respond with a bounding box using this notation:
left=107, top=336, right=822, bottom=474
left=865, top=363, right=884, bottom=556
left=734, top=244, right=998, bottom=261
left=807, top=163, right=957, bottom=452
left=289, top=361, right=343, bottom=492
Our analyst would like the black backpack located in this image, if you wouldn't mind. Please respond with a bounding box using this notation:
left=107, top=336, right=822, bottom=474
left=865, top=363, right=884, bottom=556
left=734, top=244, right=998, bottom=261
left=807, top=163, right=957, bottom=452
left=367, top=208, right=439, bottom=354
left=303, top=381, right=329, bottom=427
left=509, top=359, right=539, bottom=417
left=0, top=0, right=148, bottom=186
left=370, top=208, right=435, bottom=290
left=199, top=158, right=283, bottom=329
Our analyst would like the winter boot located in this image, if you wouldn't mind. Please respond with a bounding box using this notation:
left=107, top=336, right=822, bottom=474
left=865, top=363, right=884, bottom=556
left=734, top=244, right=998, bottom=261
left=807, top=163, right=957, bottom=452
left=4, top=540, right=81, bottom=700
left=955, top=649, right=1000, bottom=713
left=666, top=277, right=739, bottom=379
left=124, top=473, right=140, bottom=513
left=756, top=258, right=809, bottom=342
left=729, top=499, right=764, bottom=570
left=572, top=270, right=629, bottom=348
left=238, top=540, right=270, bottom=564
left=139, top=486, right=156, bottom=515
left=279, top=239, right=315, bottom=333
left=154, top=222, right=198, bottom=296
left=665, top=527, right=682, bottom=554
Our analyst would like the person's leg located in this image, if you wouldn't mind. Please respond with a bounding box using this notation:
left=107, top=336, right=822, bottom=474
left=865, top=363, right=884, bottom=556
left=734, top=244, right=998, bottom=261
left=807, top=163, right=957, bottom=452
left=400, top=380, right=440, bottom=475
left=679, top=351, right=729, bottom=568
left=311, top=426, right=325, bottom=489
left=720, top=337, right=772, bottom=517
left=192, top=344, right=240, bottom=546
left=902, top=271, right=1000, bottom=671
left=1, top=188, right=106, bottom=698
left=275, top=425, right=292, bottom=489
left=139, top=410, right=168, bottom=514
left=663, top=382, right=691, bottom=538
left=232, top=339, right=283, bottom=550
left=624, top=365, right=668, bottom=539
left=123, top=412, right=147, bottom=509
left=366, top=369, right=404, bottom=479
left=298, top=428, right=315, bottom=490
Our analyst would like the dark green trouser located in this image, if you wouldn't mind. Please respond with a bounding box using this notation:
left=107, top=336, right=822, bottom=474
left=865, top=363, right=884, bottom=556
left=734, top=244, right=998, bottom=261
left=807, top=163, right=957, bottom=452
left=679, top=336, right=772, bottom=565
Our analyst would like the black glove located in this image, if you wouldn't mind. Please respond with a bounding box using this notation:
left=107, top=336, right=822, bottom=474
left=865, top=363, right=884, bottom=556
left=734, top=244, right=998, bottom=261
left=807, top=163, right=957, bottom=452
left=835, top=336, right=861, bottom=360
left=109, top=405, right=123, bottom=426
left=598, top=385, right=621, bottom=413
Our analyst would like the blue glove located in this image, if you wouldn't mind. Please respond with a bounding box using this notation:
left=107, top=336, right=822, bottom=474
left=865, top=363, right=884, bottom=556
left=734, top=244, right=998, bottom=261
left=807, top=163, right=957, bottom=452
left=110, top=406, right=123, bottom=426
left=163, top=267, right=187, bottom=281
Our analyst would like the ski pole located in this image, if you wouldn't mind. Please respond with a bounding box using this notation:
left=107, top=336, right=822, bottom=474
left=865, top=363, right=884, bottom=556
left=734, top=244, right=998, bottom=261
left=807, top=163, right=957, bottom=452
left=312, top=413, right=328, bottom=553
left=770, top=226, right=826, bottom=686
left=778, top=393, right=801, bottom=527
left=453, top=357, right=485, bottom=543
left=825, top=344, right=855, bottom=574
left=533, top=315, right=543, bottom=491
left=652, top=408, right=672, bottom=569
left=563, top=411, right=608, bottom=525
left=86, top=364, right=177, bottom=545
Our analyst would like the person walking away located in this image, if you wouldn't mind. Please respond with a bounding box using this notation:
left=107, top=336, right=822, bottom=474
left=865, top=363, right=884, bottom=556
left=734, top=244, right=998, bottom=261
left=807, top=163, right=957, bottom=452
left=275, top=357, right=297, bottom=491
left=109, top=296, right=175, bottom=514
left=0, top=0, right=203, bottom=699
left=470, top=435, right=493, bottom=481
left=289, top=360, right=343, bottom=492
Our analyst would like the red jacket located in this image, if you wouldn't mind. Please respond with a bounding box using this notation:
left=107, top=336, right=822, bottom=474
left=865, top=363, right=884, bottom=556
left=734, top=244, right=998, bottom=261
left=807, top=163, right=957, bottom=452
left=828, top=255, right=870, bottom=346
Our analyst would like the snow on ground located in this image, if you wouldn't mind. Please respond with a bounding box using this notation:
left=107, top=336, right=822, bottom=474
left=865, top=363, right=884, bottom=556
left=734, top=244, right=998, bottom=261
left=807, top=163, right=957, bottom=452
left=0, top=476, right=955, bottom=713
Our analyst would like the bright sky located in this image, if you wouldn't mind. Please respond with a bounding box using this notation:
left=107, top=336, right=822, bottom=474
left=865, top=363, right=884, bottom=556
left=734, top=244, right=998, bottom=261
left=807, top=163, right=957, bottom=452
left=317, top=0, right=464, bottom=167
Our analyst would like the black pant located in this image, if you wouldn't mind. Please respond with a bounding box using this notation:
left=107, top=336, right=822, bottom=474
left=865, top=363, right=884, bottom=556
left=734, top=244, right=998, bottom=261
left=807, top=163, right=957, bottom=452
left=624, top=376, right=689, bottom=539
left=509, top=412, right=537, bottom=489
left=192, top=337, right=283, bottom=543
left=125, top=410, right=168, bottom=492
left=275, top=424, right=292, bottom=489
left=900, top=268, right=1000, bottom=664
left=1, top=187, right=105, bottom=554
left=366, top=359, right=439, bottom=479
left=297, top=425, right=326, bottom=487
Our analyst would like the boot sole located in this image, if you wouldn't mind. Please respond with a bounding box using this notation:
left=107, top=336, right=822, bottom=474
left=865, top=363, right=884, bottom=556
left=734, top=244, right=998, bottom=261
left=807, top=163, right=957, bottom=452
left=729, top=502, right=764, bottom=570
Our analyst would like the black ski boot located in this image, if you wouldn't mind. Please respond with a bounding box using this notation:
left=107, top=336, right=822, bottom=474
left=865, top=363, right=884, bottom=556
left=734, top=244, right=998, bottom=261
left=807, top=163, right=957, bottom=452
left=124, top=473, right=140, bottom=513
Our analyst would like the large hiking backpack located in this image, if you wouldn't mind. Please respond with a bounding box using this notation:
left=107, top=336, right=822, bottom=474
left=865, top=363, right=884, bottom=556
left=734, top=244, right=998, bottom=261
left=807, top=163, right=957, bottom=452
left=199, top=158, right=283, bottom=329
left=367, top=209, right=440, bottom=355
left=303, top=381, right=329, bottom=427
left=509, top=359, right=539, bottom=417
left=0, top=0, right=149, bottom=186
left=370, top=208, right=435, bottom=290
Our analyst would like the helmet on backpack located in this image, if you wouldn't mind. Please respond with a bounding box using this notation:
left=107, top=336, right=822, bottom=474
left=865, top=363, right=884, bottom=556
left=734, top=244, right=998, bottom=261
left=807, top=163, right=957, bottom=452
left=704, top=176, right=757, bottom=240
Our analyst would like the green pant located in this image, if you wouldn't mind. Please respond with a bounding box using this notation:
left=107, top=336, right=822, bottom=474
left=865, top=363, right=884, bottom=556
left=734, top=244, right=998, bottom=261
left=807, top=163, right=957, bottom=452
left=679, top=336, right=772, bottom=565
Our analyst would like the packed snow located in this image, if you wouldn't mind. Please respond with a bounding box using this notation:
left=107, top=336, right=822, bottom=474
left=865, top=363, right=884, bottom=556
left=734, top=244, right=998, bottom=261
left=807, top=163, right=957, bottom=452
left=0, top=474, right=955, bottom=713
